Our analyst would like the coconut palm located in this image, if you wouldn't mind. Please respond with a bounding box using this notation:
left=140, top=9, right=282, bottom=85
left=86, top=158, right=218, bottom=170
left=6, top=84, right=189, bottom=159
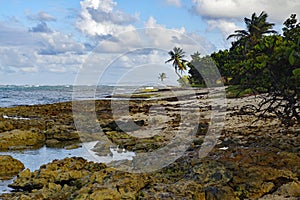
left=227, top=11, right=277, bottom=48
left=158, top=73, right=167, bottom=82
left=165, top=47, right=188, bottom=83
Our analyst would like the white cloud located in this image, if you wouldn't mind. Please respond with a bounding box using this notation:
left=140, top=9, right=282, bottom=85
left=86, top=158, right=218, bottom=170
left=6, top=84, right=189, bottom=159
left=0, top=47, right=36, bottom=72
left=0, top=22, right=87, bottom=76
left=191, top=0, right=300, bottom=41
left=207, top=19, right=241, bottom=38
left=38, top=32, right=86, bottom=55
left=144, top=17, right=214, bottom=54
left=91, top=15, right=215, bottom=54
left=165, top=0, right=182, bottom=7
left=192, top=0, right=300, bottom=22
left=98, top=30, right=143, bottom=53
left=76, top=0, right=137, bottom=37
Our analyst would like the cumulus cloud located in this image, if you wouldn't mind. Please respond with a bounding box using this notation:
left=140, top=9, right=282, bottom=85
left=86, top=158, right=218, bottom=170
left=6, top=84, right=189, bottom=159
left=191, top=0, right=300, bottom=41
left=76, top=0, right=137, bottom=37
left=206, top=19, right=241, bottom=38
left=144, top=16, right=215, bottom=54
left=90, top=15, right=215, bottom=55
left=37, top=32, right=86, bottom=55
left=0, top=22, right=86, bottom=75
left=192, top=0, right=300, bottom=22
left=0, top=47, right=37, bottom=73
left=165, top=0, right=182, bottom=7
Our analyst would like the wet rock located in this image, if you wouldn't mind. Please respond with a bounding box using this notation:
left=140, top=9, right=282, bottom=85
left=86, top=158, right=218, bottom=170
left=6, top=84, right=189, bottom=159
left=9, top=157, right=97, bottom=192
left=44, top=125, right=80, bottom=147
left=0, top=155, right=24, bottom=180
left=7, top=157, right=152, bottom=200
left=64, top=143, right=82, bottom=150
left=0, top=129, right=45, bottom=150
left=92, top=140, right=113, bottom=156
left=0, top=121, right=14, bottom=132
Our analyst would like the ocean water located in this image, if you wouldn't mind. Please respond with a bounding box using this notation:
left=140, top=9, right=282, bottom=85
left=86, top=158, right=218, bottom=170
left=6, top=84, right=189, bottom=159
left=0, top=85, right=138, bottom=108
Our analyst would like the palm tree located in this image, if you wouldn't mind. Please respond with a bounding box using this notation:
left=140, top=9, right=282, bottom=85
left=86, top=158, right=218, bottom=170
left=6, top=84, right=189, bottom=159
left=227, top=11, right=277, bottom=49
left=165, top=47, right=188, bottom=84
left=158, top=73, right=167, bottom=82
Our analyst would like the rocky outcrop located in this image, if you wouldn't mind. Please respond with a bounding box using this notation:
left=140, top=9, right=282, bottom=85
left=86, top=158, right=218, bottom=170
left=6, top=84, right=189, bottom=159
left=3, top=149, right=299, bottom=200
left=0, top=94, right=299, bottom=199
left=0, top=129, right=45, bottom=150
left=44, top=125, right=80, bottom=148
left=7, top=157, right=152, bottom=200
left=0, top=155, right=24, bottom=180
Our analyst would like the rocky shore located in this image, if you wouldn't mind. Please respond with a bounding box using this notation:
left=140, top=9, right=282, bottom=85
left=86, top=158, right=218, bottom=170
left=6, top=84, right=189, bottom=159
left=0, top=88, right=299, bottom=199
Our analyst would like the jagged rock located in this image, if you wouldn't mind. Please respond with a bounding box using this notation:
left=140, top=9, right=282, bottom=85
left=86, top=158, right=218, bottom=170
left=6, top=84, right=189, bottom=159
left=7, top=157, right=151, bottom=200
left=205, top=186, right=237, bottom=200
left=0, top=121, right=14, bottom=132
left=0, top=155, right=24, bottom=180
left=274, top=181, right=300, bottom=197
left=0, top=129, right=45, bottom=150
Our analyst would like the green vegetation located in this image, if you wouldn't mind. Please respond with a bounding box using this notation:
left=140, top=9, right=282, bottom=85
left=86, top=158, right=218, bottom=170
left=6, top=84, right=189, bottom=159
left=166, top=12, right=300, bottom=125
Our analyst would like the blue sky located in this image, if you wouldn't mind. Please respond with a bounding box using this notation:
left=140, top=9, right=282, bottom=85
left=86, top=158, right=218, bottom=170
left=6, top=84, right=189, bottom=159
left=0, top=0, right=299, bottom=85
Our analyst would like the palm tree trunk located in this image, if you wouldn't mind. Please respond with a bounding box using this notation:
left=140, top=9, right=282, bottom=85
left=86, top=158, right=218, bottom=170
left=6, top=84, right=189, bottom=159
left=175, top=70, right=188, bottom=87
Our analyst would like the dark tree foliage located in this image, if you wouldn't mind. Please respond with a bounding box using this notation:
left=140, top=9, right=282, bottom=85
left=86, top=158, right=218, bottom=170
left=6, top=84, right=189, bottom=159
left=187, top=52, right=204, bottom=86
left=187, top=53, right=221, bottom=86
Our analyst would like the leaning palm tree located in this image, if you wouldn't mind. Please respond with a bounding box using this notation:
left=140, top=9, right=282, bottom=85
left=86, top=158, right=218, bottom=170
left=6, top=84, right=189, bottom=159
left=227, top=11, right=277, bottom=50
left=158, top=72, right=167, bottom=82
left=165, top=47, right=188, bottom=85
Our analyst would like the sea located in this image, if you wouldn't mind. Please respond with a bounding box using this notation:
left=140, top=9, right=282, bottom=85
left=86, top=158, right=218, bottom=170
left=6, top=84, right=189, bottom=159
left=0, top=85, right=138, bottom=108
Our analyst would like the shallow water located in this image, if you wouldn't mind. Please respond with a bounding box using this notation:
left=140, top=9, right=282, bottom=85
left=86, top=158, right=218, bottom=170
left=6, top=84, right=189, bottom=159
left=0, top=141, right=135, bottom=193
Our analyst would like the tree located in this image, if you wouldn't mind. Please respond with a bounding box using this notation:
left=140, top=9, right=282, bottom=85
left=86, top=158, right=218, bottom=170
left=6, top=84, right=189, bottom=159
left=211, top=50, right=232, bottom=85
left=227, top=11, right=277, bottom=52
left=222, top=13, right=300, bottom=125
left=158, top=73, right=167, bottom=82
left=283, top=14, right=300, bottom=43
left=165, top=47, right=188, bottom=85
left=187, top=52, right=204, bottom=86
left=188, top=53, right=220, bottom=86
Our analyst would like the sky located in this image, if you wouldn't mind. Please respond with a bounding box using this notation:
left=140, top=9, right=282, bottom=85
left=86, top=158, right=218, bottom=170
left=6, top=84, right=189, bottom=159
left=0, top=0, right=299, bottom=85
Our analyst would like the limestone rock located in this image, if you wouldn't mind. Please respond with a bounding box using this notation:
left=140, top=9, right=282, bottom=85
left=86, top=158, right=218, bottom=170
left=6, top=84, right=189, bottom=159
left=0, top=155, right=24, bottom=180
left=0, top=129, right=45, bottom=150
left=275, top=181, right=300, bottom=197
left=0, top=121, right=14, bottom=132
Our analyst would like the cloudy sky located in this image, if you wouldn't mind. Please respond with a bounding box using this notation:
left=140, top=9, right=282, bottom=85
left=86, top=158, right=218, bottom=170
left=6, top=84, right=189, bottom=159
left=0, top=0, right=299, bottom=85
